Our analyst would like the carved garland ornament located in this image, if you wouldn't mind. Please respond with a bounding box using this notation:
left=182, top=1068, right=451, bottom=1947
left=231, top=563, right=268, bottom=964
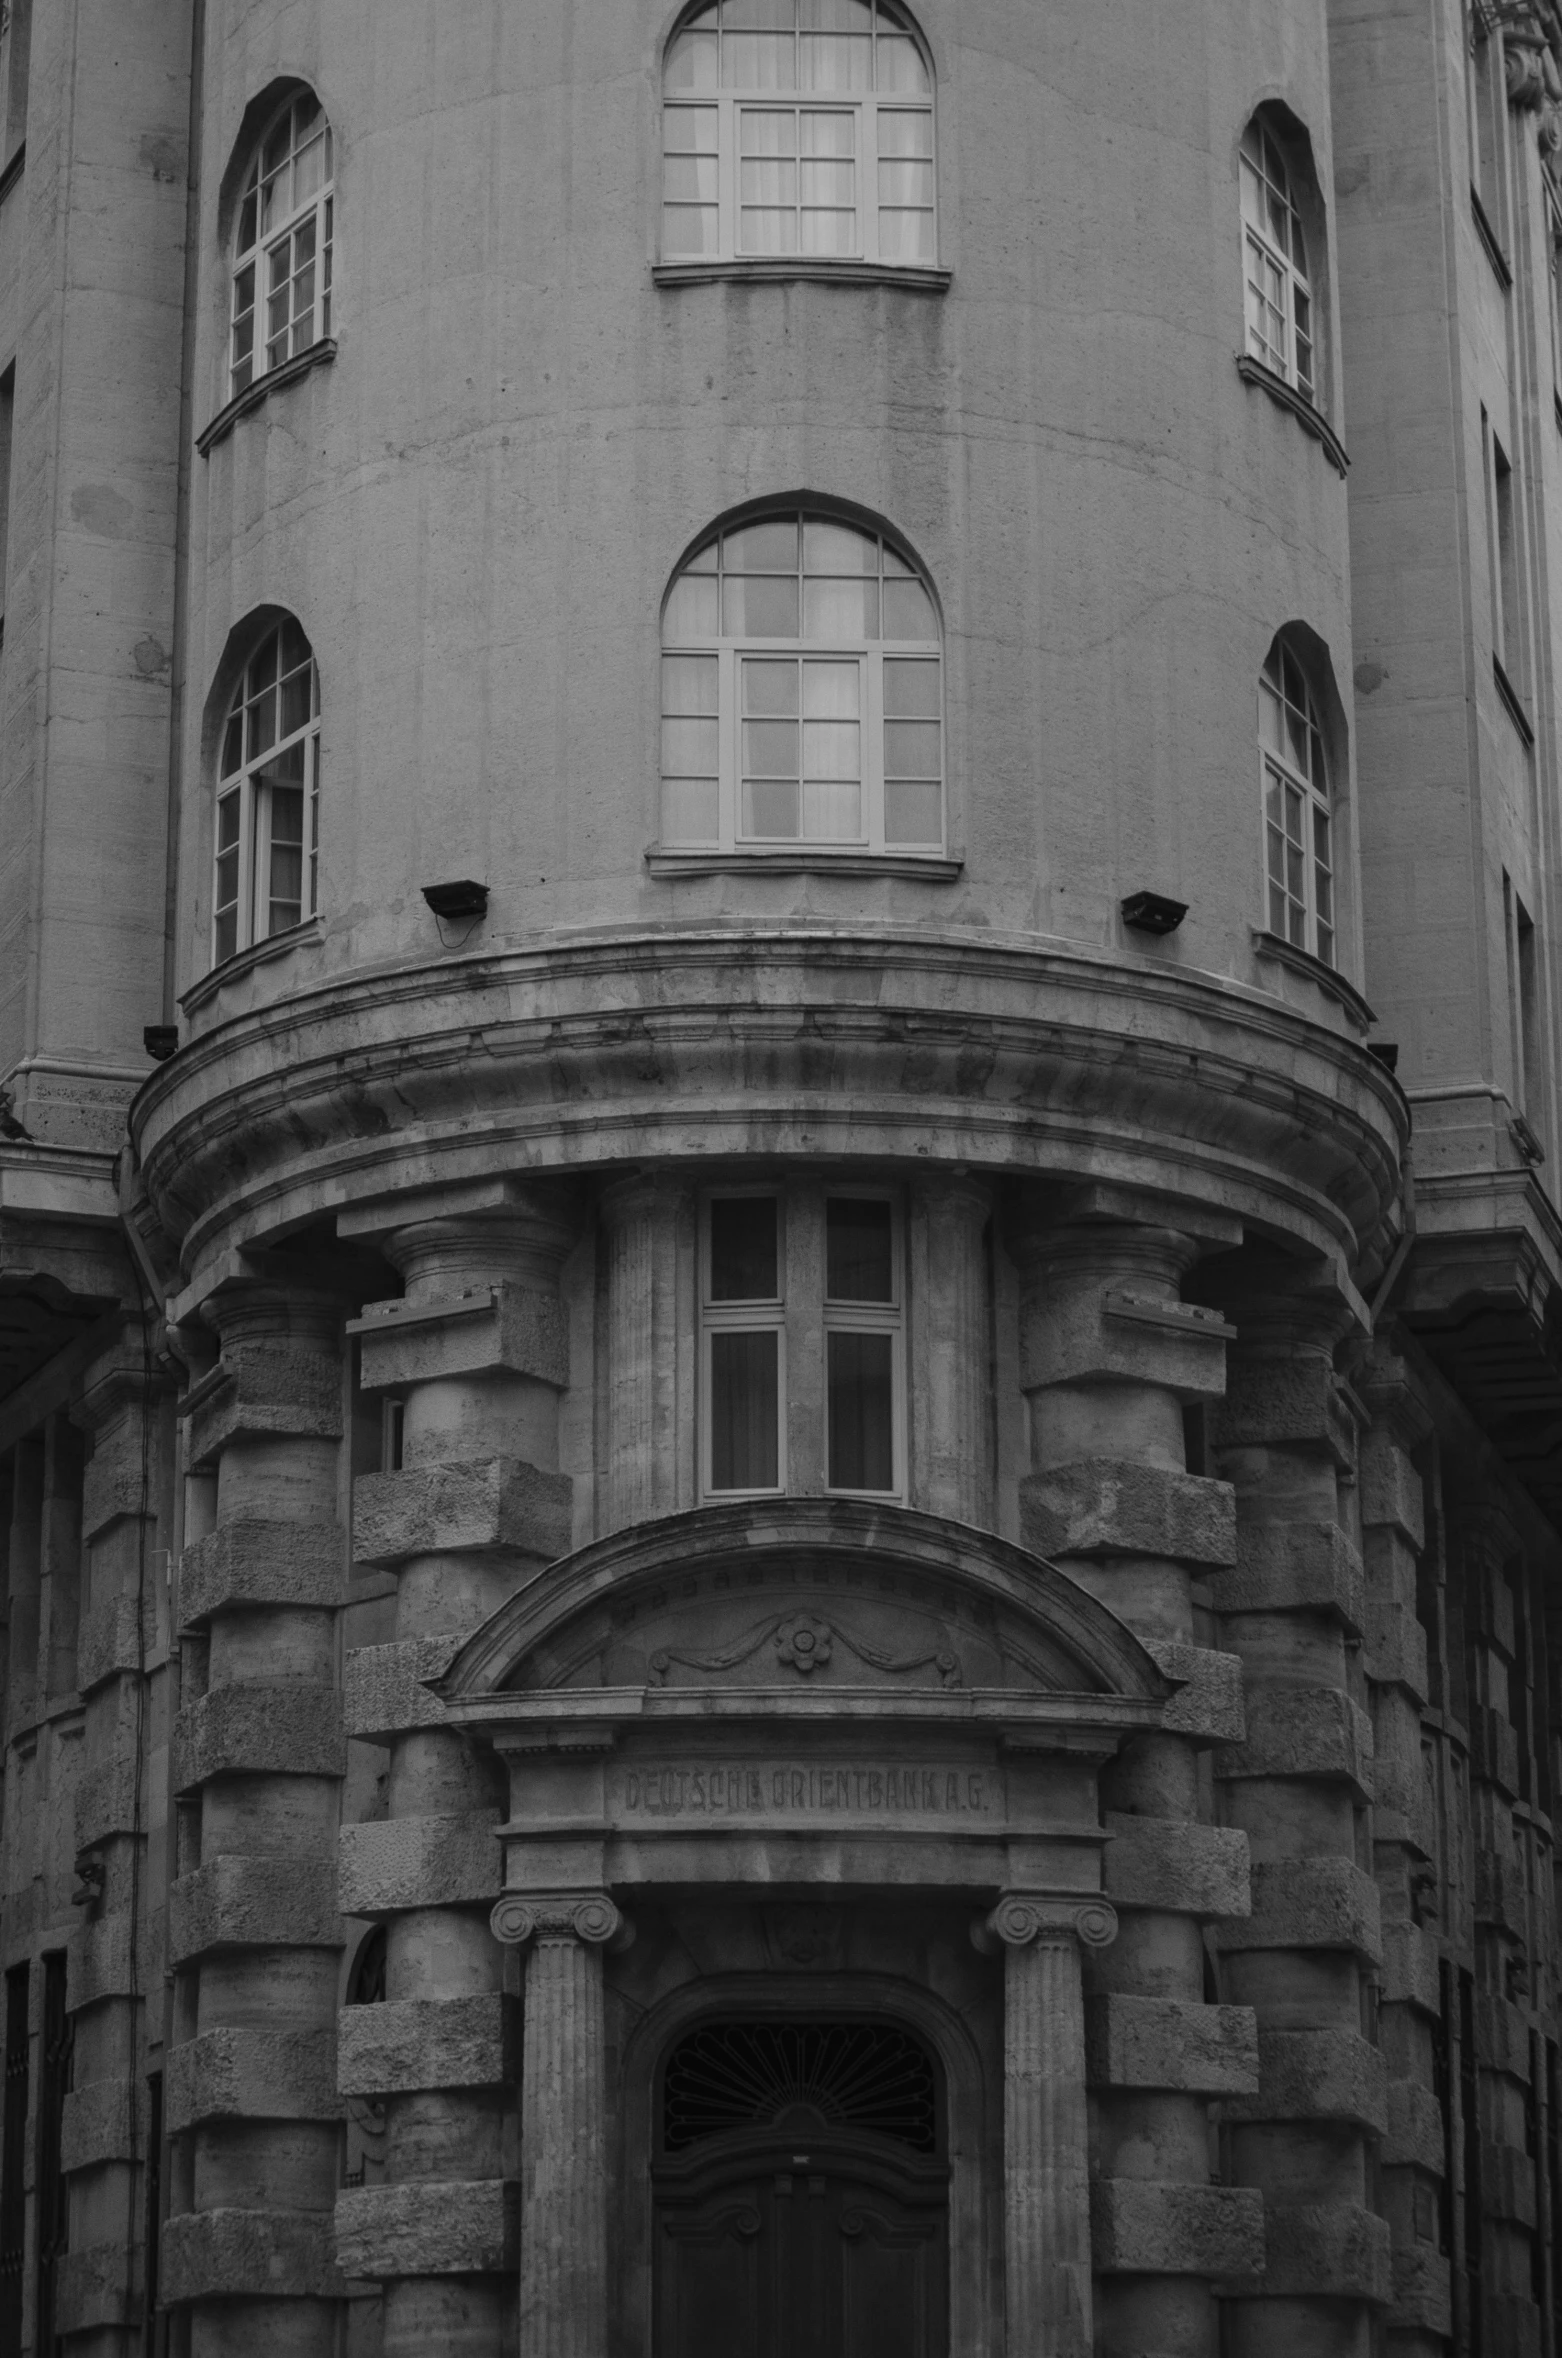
left=649, top=1610, right=962, bottom=1688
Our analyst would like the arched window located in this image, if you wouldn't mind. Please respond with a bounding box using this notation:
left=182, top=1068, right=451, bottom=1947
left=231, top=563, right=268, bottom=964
left=1240, top=116, right=1314, bottom=403
left=662, top=0, right=935, bottom=268
left=213, top=618, right=320, bottom=965
left=661, top=510, right=943, bottom=857
left=1259, top=639, right=1334, bottom=968
left=230, top=91, right=333, bottom=397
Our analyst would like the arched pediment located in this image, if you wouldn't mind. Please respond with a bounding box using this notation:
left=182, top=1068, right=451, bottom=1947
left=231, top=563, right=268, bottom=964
left=434, top=1500, right=1173, bottom=1732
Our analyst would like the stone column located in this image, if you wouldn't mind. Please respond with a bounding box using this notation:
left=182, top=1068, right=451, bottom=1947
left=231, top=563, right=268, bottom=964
left=975, top=1893, right=1118, bottom=2357
left=1208, top=1276, right=1392, bottom=2358
left=909, top=1174, right=993, bottom=1528
left=161, top=1278, right=349, bottom=2358
left=338, top=1198, right=575, bottom=2358
left=1010, top=1193, right=1264, bottom=2358
left=491, top=1891, right=628, bottom=2358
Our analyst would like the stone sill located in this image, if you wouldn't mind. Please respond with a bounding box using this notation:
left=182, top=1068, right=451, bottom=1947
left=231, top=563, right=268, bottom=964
left=1251, top=928, right=1375, bottom=1032
left=197, top=339, right=337, bottom=456
left=1235, top=355, right=1349, bottom=476
left=647, top=849, right=963, bottom=881
left=652, top=258, right=949, bottom=293
left=1493, top=654, right=1535, bottom=747
left=179, top=916, right=322, bottom=1017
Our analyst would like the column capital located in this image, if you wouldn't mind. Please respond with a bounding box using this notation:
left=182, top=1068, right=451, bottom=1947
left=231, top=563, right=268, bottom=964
left=972, top=1892, right=1118, bottom=1955
left=491, top=1891, right=633, bottom=1951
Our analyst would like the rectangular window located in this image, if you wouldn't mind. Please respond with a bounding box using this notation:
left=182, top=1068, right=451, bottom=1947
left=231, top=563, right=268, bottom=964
left=1493, top=429, right=1520, bottom=687
left=1549, top=189, right=1562, bottom=396
left=34, top=1951, right=68, bottom=2356
left=0, top=1963, right=27, bottom=2351
left=823, top=1194, right=901, bottom=1495
left=1469, top=8, right=1509, bottom=255
left=703, top=1195, right=785, bottom=1494
left=1, top=0, right=28, bottom=158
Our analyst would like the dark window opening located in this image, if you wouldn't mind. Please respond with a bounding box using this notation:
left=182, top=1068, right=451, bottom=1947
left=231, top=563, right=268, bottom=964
left=663, top=2019, right=940, bottom=2156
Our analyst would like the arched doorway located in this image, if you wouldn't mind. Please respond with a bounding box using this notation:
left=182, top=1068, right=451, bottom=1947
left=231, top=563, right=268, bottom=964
left=652, top=2018, right=950, bottom=2358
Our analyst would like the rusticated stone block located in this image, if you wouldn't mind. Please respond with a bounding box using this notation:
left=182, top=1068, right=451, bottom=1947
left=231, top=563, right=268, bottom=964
left=1212, top=1353, right=1352, bottom=1462
left=1480, top=2137, right=1537, bottom=2228
left=70, top=1909, right=155, bottom=2007
left=344, top=1636, right=463, bottom=1742
left=1090, top=2180, right=1266, bottom=2277
left=1103, top=1814, right=1250, bottom=1917
left=1210, top=1520, right=1364, bottom=1633
left=169, top=1857, right=339, bottom=1963
left=77, top=1591, right=157, bottom=1692
left=54, top=2243, right=136, bottom=2333
left=82, top=1428, right=152, bottom=1541
left=166, top=2027, right=341, bottom=2130
left=1214, top=1687, right=1373, bottom=1800
left=353, top=1458, right=572, bottom=1569
left=1391, top=2244, right=1452, bottom=2338
left=161, top=2207, right=344, bottom=2303
left=1224, top=2028, right=1387, bottom=2130
left=179, top=1518, right=342, bottom=1627
left=174, top=1682, right=345, bottom=1792
left=1020, top=1288, right=1229, bottom=1399
left=338, top=1811, right=501, bottom=1915
left=1381, top=1922, right=1439, bottom=2013
left=1019, top=1460, right=1236, bottom=1569
left=1215, top=1858, right=1382, bottom=1964
left=1383, top=2077, right=1446, bottom=2174
left=1359, top=1441, right=1425, bottom=1548
left=357, top=1285, right=568, bottom=1392
left=1145, top=1643, right=1246, bottom=1743
left=75, top=1752, right=142, bottom=1851
left=1474, top=1843, right=1526, bottom=1934
left=1469, top=1705, right=1521, bottom=1798
left=1363, top=1600, right=1429, bottom=1705
left=334, top=2180, right=517, bottom=2277
left=1474, top=1990, right=1532, bottom=2077
left=1484, top=2291, right=1543, bottom=2358
left=61, top=2077, right=147, bottom=2173
left=1085, top=1995, right=1259, bottom=2095
left=1235, top=2202, right=1393, bottom=2302
left=338, top=1994, right=517, bottom=2095
left=188, top=1346, right=343, bottom=1470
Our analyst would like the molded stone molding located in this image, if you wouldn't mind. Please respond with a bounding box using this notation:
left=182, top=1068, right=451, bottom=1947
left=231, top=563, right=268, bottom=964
left=973, top=1892, right=1118, bottom=1951
left=490, top=1891, right=630, bottom=1949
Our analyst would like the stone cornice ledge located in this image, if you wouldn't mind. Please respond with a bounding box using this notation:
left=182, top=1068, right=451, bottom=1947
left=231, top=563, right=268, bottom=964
left=197, top=340, right=337, bottom=456
left=1250, top=929, right=1376, bottom=1031
left=1235, top=355, right=1349, bottom=476
left=652, top=258, right=950, bottom=293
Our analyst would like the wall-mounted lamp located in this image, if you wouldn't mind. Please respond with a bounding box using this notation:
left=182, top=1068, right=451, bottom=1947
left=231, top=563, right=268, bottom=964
left=1120, top=891, right=1188, bottom=936
left=144, top=1025, right=179, bottom=1062
left=1367, top=1041, right=1400, bottom=1074
left=422, top=880, right=490, bottom=921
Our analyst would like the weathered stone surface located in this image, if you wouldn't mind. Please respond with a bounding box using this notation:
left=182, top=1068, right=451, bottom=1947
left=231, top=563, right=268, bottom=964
left=69, top=1908, right=154, bottom=2007
left=1145, top=1641, right=1246, bottom=1743
left=1224, top=2029, right=1388, bottom=2130
left=1103, top=1813, right=1251, bottom=1917
left=1020, top=1460, right=1236, bottom=1568
left=54, top=2243, right=136, bottom=2333
left=1359, top=1442, right=1425, bottom=1547
left=174, top=1681, right=345, bottom=1790
left=188, top=1346, right=343, bottom=1469
left=1480, top=2137, right=1537, bottom=2228
left=1212, top=1355, right=1352, bottom=1459
left=1474, top=1841, right=1526, bottom=1934
left=75, top=1751, right=143, bottom=1850
left=353, top=1457, right=572, bottom=1568
left=179, top=1517, right=343, bottom=1627
left=81, top=1428, right=152, bottom=1541
left=334, top=2180, right=517, bottom=2277
left=1381, top=1921, right=1440, bottom=2013
left=1210, top=1519, right=1365, bottom=1632
left=1085, top=1995, right=1259, bottom=2095
left=1214, top=1686, right=1374, bottom=1799
left=337, top=1994, right=515, bottom=2095
left=1020, top=1285, right=1229, bottom=1398
left=77, top=1590, right=158, bottom=1692
left=338, top=1811, right=501, bottom=1915
left=166, top=2027, right=341, bottom=2130
left=1090, top=2179, right=1266, bottom=2277
left=1363, top=1597, right=1429, bottom=1703
left=1237, top=2201, right=1393, bottom=2302
left=169, top=1857, right=340, bottom=1963
left=1216, top=1858, right=1382, bottom=1963
left=61, top=2077, right=146, bottom=2173
left=1391, top=2243, right=1453, bottom=2338
left=1383, top=2077, right=1446, bottom=2174
left=343, top=1635, right=463, bottom=1742
left=161, top=2207, right=344, bottom=2302
left=357, top=1283, right=568, bottom=1391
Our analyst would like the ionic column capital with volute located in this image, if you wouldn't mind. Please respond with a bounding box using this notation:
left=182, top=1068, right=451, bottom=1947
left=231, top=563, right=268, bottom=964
left=972, top=1891, right=1119, bottom=1955
left=491, top=1891, right=634, bottom=1951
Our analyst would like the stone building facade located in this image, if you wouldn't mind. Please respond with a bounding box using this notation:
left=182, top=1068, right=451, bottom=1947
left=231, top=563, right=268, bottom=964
left=0, top=1, right=1561, bottom=2354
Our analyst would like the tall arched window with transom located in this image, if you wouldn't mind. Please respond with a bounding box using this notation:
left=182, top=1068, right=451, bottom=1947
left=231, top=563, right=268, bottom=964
left=1240, top=116, right=1315, bottom=403
left=661, top=510, right=943, bottom=858
left=662, top=0, right=936, bottom=268
left=212, top=618, right=320, bottom=966
left=230, top=91, right=333, bottom=397
left=1259, top=638, right=1334, bottom=968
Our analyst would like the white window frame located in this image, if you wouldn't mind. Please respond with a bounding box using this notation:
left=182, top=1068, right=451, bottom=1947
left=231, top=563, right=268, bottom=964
left=701, top=1188, right=788, bottom=1499
left=212, top=620, right=321, bottom=968
left=1240, top=117, right=1316, bottom=405
left=661, top=0, right=936, bottom=269
left=230, top=91, right=334, bottom=399
left=661, top=511, right=945, bottom=858
left=1259, top=641, right=1335, bottom=970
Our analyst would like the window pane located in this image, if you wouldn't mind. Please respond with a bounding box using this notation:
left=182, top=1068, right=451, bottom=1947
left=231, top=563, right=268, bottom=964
left=882, top=578, right=936, bottom=638
left=878, top=158, right=933, bottom=204
left=827, top=1196, right=893, bottom=1299
left=743, top=659, right=800, bottom=714
left=802, top=780, right=860, bottom=836
left=238, top=188, right=258, bottom=253
left=878, top=207, right=935, bottom=259
left=743, top=777, right=801, bottom=834
left=221, top=710, right=244, bottom=776
left=663, top=716, right=720, bottom=774
left=666, top=25, right=720, bottom=88
left=884, top=778, right=942, bottom=844
left=246, top=690, right=276, bottom=761
left=663, top=652, right=719, bottom=712
left=665, top=155, right=719, bottom=202
left=804, top=519, right=877, bottom=573
left=874, top=32, right=928, bottom=91
left=725, top=518, right=800, bottom=571
left=248, top=631, right=279, bottom=693
left=664, top=576, right=721, bottom=641
left=663, top=776, right=720, bottom=842
left=279, top=617, right=311, bottom=676
left=743, top=718, right=800, bottom=775
left=725, top=32, right=796, bottom=89
left=804, top=577, right=877, bottom=636
left=884, top=719, right=940, bottom=777
left=883, top=657, right=939, bottom=717
left=214, top=907, right=238, bottom=965
left=802, top=659, right=860, bottom=716
left=803, top=721, right=860, bottom=778
left=725, top=575, right=800, bottom=634
left=828, top=1330, right=894, bottom=1489
left=801, top=32, right=871, bottom=90
left=280, top=668, right=313, bottom=739
left=800, top=207, right=857, bottom=254
left=878, top=106, right=932, bottom=157
left=666, top=101, right=719, bottom=153
left=711, top=1331, right=781, bottom=1489
left=711, top=1195, right=779, bottom=1298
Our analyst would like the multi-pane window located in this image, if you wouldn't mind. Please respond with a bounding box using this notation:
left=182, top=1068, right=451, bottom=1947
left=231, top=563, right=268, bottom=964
left=1240, top=117, right=1315, bottom=403
left=662, top=0, right=935, bottom=267
left=1259, top=640, right=1334, bottom=968
left=701, top=1191, right=903, bottom=1498
left=662, top=512, right=943, bottom=855
left=213, top=618, right=320, bottom=967
left=231, top=92, right=333, bottom=397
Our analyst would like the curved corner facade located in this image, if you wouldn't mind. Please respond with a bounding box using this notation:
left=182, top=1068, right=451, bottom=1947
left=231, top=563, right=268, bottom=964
left=1, top=3, right=1561, bottom=2357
